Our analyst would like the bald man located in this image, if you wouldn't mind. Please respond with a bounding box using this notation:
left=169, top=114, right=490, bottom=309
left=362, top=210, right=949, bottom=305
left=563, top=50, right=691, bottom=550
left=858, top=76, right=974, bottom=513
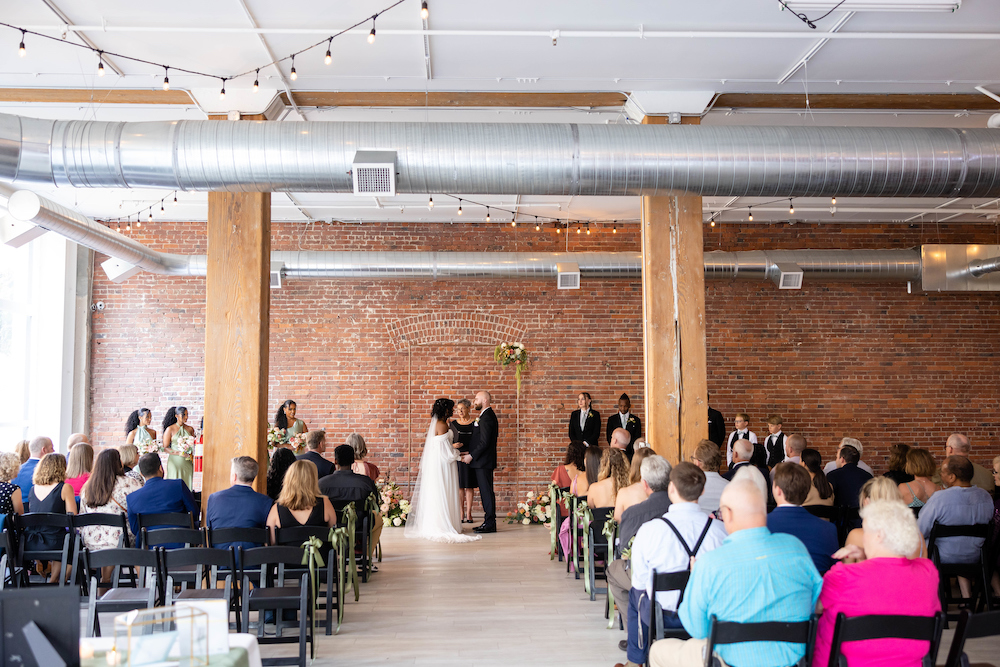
left=648, top=481, right=822, bottom=667
left=470, top=390, right=498, bottom=533
left=15, top=436, right=54, bottom=512
left=932, top=434, right=995, bottom=494
left=610, top=427, right=633, bottom=462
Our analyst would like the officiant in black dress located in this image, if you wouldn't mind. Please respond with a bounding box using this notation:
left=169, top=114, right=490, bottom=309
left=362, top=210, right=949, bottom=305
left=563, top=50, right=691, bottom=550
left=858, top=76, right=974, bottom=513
left=450, top=398, right=477, bottom=524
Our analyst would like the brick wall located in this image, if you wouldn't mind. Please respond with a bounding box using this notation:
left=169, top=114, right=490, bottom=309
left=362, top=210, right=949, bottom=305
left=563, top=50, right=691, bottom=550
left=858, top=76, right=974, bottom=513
left=89, top=219, right=1000, bottom=511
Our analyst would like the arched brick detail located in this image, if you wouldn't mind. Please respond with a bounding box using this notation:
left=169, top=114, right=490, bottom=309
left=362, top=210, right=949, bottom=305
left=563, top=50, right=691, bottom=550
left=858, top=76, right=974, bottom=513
left=386, top=312, right=526, bottom=350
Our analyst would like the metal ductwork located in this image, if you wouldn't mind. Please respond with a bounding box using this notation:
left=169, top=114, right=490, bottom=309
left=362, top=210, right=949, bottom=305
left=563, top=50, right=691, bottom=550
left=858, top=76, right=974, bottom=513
left=969, top=255, right=1000, bottom=278
left=703, top=249, right=921, bottom=282
left=3, top=113, right=1000, bottom=197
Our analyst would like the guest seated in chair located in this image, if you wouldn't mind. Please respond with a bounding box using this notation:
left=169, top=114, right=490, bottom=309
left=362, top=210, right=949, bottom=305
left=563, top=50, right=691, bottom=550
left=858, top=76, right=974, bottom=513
left=619, top=463, right=726, bottom=667
left=613, top=447, right=656, bottom=521
left=690, top=440, right=728, bottom=514
left=206, top=455, right=274, bottom=551
left=296, top=430, right=333, bottom=478
left=767, top=462, right=839, bottom=574
left=842, top=477, right=924, bottom=563
left=125, top=452, right=197, bottom=540
left=319, top=445, right=383, bottom=559
left=815, top=500, right=941, bottom=667
left=266, top=460, right=336, bottom=542
left=0, top=452, right=25, bottom=520
left=647, top=480, right=822, bottom=667
left=24, top=453, right=77, bottom=583
left=587, top=448, right=630, bottom=511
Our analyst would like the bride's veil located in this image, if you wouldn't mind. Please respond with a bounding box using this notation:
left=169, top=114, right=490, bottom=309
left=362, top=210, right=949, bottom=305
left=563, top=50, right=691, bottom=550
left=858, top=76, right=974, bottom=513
left=403, top=417, right=439, bottom=538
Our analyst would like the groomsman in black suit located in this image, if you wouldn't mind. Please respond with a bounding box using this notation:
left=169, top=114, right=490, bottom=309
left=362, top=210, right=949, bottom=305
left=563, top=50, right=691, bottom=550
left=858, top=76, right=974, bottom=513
left=568, top=392, right=601, bottom=446
left=470, top=390, right=499, bottom=533
left=707, top=393, right=725, bottom=448
left=606, top=393, right=641, bottom=459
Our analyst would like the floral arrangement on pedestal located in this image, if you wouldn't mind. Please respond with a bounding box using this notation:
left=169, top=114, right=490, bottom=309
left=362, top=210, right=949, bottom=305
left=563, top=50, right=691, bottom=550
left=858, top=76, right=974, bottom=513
left=376, top=471, right=411, bottom=527
left=506, top=490, right=550, bottom=526
left=494, top=341, right=528, bottom=391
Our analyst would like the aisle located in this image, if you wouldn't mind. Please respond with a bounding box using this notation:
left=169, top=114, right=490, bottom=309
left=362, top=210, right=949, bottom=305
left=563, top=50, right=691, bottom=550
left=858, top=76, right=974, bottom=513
left=296, top=521, right=623, bottom=666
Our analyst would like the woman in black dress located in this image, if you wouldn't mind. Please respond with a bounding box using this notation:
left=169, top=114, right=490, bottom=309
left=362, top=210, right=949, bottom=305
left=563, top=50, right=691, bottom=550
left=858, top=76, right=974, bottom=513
left=25, top=453, right=77, bottom=583
left=265, top=461, right=336, bottom=543
left=450, top=398, right=477, bottom=524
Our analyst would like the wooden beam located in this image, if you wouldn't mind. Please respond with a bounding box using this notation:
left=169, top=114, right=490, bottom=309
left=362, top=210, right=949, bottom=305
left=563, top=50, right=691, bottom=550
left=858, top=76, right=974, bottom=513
left=279, top=91, right=627, bottom=108
left=0, top=88, right=194, bottom=105
left=641, top=115, right=708, bottom=464
left=715, top=93, right=999, bottom=111
left=203, top=182, right=271, bottom=499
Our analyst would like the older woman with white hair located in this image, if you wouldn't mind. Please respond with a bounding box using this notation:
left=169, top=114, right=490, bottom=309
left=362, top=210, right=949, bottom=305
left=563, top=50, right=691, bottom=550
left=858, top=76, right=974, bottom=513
left=812, top=500, right=941, bottom=667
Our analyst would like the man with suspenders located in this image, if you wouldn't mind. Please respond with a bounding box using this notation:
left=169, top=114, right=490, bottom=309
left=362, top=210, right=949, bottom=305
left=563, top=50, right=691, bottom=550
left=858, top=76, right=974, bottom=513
left=619, top=463, right=727, bottom=667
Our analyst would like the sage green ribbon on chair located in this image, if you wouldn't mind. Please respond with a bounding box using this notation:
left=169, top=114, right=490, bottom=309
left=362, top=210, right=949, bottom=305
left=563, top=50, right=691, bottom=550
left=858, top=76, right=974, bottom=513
left=547, top=483, right=562, bottom=560
left=575, top=502, right=594, bottom=596
left=339, top=502, right=360, bottom=601
left=364, top=493, right=380, bottom=578
left=601, top=518, right=619, bottom=629
left=300, top=535, right=325, bottom=654
left=328, top=526, right=349, bottom=633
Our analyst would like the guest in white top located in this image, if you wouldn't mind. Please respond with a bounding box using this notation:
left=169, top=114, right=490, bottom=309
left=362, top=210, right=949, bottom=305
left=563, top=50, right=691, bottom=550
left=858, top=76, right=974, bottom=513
left=690, top=440, right=728, bottom=514
left=627, top=462, right=727, bottom=666
left=771, top=433, right=807, bottom=483
left=823, top=437, right=874, bottom=475
left=725, top=412, right=757, bottom=467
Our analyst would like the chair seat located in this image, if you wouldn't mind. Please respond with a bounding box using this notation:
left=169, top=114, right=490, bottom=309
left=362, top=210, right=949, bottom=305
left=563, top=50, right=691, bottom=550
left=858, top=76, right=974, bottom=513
left=100, top=588, right=153, bottom=603
left=176, top=589, right=226, bottom=600
left=247, top=587, right=302, bottom=607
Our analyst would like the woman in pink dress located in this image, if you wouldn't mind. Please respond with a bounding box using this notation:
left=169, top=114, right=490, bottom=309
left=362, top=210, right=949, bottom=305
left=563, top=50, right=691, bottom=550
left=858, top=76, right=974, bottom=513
left=813, top=500, right=941, bottom=667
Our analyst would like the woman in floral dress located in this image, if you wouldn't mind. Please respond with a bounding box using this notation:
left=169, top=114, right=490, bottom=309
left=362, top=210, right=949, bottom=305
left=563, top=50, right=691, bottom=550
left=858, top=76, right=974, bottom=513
left=79, top=449, right=141, bottom=553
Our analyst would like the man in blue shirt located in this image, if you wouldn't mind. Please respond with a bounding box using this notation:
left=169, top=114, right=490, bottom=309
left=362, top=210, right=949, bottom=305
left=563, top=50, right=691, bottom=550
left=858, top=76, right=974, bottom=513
left=206, top=456, right=273, bottom=551
left=648, top=480, right=823, bottom=667
left=14, top=437, right=53, bottom=512
left=919, top=455, right=993, bottom=565
left=767, top=462, right=839, bottom=574
left=125, top=453, right=198, bottom=541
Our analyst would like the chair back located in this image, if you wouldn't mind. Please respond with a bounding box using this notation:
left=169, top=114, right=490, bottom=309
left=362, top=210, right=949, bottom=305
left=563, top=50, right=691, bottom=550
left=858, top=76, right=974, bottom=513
left=827, top=612, right=944, bottom=667
left=588, top=507, right=615, bottom=546
left=944, top=609, right=1000, bottom=667
left=84, top=547, right=161, bottom=596
left=705, top=614, right=818, bottom=667
left=137, top=512, right=196, bottom=530
left=16, top=512, right=74, bottom=531
left=649, top=569, right=692, bottom=639
left=141, top=527, right=205, bottom=549
left=927, top=522, right=989, bottom=561
left=163, top=547, right=236, bottom=589
left=804, top=505, right=838, bottom=521
left=238, top=545, right=308, bottom=588
left=15, top=513, right=74, bottom=585
left=72, top=512, right=129, bottom=546
left=207, top=527, right=270, bottom=548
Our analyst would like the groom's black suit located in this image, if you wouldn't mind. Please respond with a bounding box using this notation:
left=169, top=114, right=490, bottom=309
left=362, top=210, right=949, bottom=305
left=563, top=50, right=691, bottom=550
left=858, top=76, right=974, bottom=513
left=469, top=406, right=498, bottom=529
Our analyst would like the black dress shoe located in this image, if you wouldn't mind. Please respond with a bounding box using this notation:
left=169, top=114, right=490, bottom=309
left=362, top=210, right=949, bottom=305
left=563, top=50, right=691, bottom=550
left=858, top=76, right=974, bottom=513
left=618, top=640, right=627, bottom=652
left=473, top=524, right=496, bottom=533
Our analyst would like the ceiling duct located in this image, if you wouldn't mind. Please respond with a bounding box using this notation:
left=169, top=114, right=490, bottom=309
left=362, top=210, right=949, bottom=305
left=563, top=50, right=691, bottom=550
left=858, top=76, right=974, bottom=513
left=2, top=113, right=1000, bottom=197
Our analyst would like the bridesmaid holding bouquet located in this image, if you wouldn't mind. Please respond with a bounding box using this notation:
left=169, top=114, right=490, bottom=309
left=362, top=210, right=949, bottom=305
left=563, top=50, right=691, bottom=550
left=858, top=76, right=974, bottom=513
left=275, top=400, right=308, bottom=441
left=125, top=408, right=156, bottom=451
left=162, top=406, right=195, bottom=489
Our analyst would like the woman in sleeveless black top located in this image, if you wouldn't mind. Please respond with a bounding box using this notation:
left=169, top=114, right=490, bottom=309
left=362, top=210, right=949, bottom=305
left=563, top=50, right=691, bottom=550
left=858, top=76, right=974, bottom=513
left=450, top=399, right=478, bottom=523
left=24, top=454, right=77, bottom=583
left=265, top=460, right=336, bottom=543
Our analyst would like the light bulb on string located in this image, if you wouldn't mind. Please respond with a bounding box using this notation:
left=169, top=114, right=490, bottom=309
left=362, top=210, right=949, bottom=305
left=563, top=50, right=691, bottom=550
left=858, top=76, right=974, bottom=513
left=534, top=216, right=540, bottom=231
left=325, top=38, right=333, bottom=65
left=556, top=221, right=562, bottom=234
left=116, top=221, right=121, bottom=232
left=160, top=202, right=165, bottom=213
left=612, top=220, right=617, bottom=234
left=18, top=31, right=25, bottom=58
left=368, top=19, right=376, bottom=44
left=162, top=68, right=170, bottom=91
left=748, top=208, right=753, bottom=222
left=97, top=52, right=105, bottom=77
left=428, top=196, right=434, bottom=209
left=831, top=196, right=837, bottom=206
left=289, top=56, right=297, bottom=80
left=788, top=199, right=794, bottom=215
left=511, top=218, right=516, bottom=227
left=586, top=224, right=591, bottom=235
left=457, top=200, right=463, bottom=215
left=576, top=222, right=581, bottom=234
left=173, top=192, right=178, bottom=206
left=126, top=219, right=131, bottom=232
left=485, top=207, right=490, bottom=222
left=421, top=1, right=429, bottom=19
left=148, top=210, right=153, bottom=223
left=710, top=217, right=716, bottom=228
left=219, top=79, right=226, bottom=100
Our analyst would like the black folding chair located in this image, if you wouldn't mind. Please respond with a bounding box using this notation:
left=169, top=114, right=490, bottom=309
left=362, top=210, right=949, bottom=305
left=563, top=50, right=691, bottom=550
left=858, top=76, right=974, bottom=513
left=928, top=522, right=993, bottom=621
left=331, top=498, right=373, bottom=583
left=239, top=546, right=313, bottom=667
left=944, top=609, right=1000, bottom=667
left=804, top=505, right=838, bottom=521
left=827, top=612, right=944, bottom=667
left=207, top=527, right=271, bottom=549
left=163, top=546, right=239, bottom=629
left=552, top=490, right=569, bottom=562
left=273, top=526, right=341, bottom=636
left=137, top=512, right=197, bottom=547
left=586, top=507, right=614, bottom=602
left=83, top=547, right=161, bottom=637
left=14, top=513, right=73, bottom=587
left=71, top=513, right=130, bottom=594
left=648, top=570, right=692, bottom=641
left=705, top=614, right=819, bottom=667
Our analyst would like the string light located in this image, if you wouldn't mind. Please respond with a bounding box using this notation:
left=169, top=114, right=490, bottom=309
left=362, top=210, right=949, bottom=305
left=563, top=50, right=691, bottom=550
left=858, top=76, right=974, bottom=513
left=511, top=218, right=516, bottom=227
left=126, top=218, right=131, bottom=232
left=368, top=20, right=377, bottom=44
left=710, top=217, right=716, bottom=227
left=421, top=1, right=429, bottom=19
left=612, top=220, right=617, bottom=234
left=18, top=31, right=25, bottom=58
left=219, top=78, right=226, bottom=100
left=556, top=222, right=562, bottom=234
left=162, top=67, right=170, bottom=91
left=160, top=202, right=165, bottom=213
left=253, top=69, right=259, bottom=93
left=457, top=200, right=463, bottom=215
left=428, top=196, right=434, bottom=209
left=789, top=198, right=795, bottom=215
left=173, top=192, right=178, bottom=206
left=535, top=217, right=540, bottom=231
left=576, top=222, right=581, bottom=234
left=324, top=38, right=333, bottom=65
left=148, top=210, right=153, bottom=223
left=831, top=196, right=837, bottom=205
left=485, top=207, right=490, bottom=222
left=97, top=52, right=105, bottom=76
left=586, top=224, right=591, bottom=235
left=289, top=56, right=297, bottom=80
left=748, top=207, right=753, bottom=222
left=116, top=221, right=121, bottom=232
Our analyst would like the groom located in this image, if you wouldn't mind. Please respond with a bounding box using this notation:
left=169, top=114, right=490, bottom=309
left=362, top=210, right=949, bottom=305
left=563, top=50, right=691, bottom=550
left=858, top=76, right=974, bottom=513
left=470, top=390, right=498, bottom=534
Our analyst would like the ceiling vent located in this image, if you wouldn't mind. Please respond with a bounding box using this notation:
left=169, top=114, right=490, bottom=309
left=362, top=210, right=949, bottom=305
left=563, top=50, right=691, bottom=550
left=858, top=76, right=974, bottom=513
left=556, top=262, right=581, bottom=289
left=270, top=262, right=284, bottom=289
left=771, top=263, right=804, bottom=290
left=352, top=151, right=397, bottom=197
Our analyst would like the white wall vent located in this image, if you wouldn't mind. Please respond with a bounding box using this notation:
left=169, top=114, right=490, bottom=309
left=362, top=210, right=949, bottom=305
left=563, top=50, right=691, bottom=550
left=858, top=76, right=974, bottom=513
left=557, top=262, right=581, bottom=289
left=771, top=263, right=804, bottom=290
left=352, top=151, right=397, bottom=196
left=270, top=261, right=284, bottom=289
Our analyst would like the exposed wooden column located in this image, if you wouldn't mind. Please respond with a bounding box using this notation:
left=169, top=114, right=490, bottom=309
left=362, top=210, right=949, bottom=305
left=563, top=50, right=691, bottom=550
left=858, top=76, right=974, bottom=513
left=641, top=115, right=708, bottom=464
left=203, top=114, right=271, bottom=499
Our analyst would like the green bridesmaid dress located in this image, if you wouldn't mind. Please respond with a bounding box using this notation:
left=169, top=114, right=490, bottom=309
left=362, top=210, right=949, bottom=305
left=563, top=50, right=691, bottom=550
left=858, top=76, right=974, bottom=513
left=167, top=427, right=195, bottom=489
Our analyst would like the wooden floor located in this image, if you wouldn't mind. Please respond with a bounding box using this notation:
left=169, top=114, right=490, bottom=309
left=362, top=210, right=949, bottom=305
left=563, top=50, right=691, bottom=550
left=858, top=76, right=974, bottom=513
left=259, top=521, right=1000, bottom=667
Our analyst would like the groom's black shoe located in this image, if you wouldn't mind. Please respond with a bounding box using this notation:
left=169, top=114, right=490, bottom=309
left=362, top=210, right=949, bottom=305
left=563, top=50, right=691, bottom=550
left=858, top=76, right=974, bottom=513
left=473, top=523, right=496, bottom=533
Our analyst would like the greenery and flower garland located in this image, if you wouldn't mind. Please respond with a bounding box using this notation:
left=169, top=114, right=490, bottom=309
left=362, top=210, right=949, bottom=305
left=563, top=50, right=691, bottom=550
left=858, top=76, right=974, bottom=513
left=376, top=470, right=411, bottom=527
left=494, top=341, right=528, bottom=391
left=506, top=489, right=550, bottom=526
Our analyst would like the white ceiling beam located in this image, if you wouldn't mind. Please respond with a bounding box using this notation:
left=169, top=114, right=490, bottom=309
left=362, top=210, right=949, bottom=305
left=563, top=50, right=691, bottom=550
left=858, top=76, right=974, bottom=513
left=234, top=0, right=306, bottom=122
left=777, top=12, right=854, bottom=85
left=902, top=197, right=962, bottom=223
left=39, top=0, right=127, bottom=77
left=421, top=14, right=432, bottom=80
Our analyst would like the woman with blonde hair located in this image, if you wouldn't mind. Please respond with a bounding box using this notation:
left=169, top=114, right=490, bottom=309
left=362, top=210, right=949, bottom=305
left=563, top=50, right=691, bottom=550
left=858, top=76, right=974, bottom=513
left=347, top=433, right=380, bottom=482
left=14, top=440, right=29, bottom=464
left=843, top=476, right=925, bottom=561
left=896, top=448, right=940, bottom=509
left=25, top=453, right=77, bottom=583
left=612, top=447, right=656, bottom=520
left=117, top=444, right=144, bottom=486
left=265, top=460, right=336, bottom=543
left=586, top=448, right=630, bottom=509
left=65, top=443, right=94, bottom=495
left=0, top=452, right=24, bottom=518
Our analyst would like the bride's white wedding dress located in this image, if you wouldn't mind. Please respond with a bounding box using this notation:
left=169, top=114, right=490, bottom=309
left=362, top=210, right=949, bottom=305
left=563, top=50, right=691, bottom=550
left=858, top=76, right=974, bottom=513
left=404, top=418, right=482, bottom=544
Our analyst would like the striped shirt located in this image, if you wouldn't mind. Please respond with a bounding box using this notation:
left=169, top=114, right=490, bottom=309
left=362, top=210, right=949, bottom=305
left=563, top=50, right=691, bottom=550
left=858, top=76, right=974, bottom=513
left=679, top=526, right=823, bottom=667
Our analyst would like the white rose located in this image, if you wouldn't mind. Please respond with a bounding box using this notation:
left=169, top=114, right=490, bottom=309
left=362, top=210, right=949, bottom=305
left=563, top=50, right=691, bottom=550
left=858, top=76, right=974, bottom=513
left=382, top=517, right=390, bottom=527
left=501, top=342, right=508, bottom=348
left=392, top=517, right=402, bottom=526
left=522, top=518, right=530, bottom=525
left=516, top=342, right=523, bottom=348
left=541, top=495, right=549, bottom=503
left=526, top=492, right=534, bottom=499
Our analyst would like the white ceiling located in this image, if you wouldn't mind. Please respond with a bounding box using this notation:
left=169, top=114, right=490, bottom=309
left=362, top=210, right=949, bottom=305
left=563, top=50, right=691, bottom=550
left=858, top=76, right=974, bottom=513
left=2, top=0, right=1000, bottom=227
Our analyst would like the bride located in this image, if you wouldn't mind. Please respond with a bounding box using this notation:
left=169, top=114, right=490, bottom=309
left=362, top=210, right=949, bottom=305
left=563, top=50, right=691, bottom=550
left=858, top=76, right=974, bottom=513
left=405, top=398, right=482, bottom=543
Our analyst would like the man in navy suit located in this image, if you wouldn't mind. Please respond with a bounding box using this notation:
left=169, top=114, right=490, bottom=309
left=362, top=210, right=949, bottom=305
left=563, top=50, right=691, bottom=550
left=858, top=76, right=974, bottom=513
left=296, top=430, right=333, bottom=478
left=126, top=453, right=198, bottom=540
left=767, top=462, right=838, bottom=574
left=568, top=392, right=601, bottom=447
left=206, top=455, right=273, bottom=551
left=14, top=436, right=53, bottom=512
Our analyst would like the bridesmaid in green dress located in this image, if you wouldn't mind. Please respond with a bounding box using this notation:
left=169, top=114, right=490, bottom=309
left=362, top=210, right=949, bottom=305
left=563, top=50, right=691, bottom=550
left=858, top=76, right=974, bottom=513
left=161, top=406, right=195, bottom=489
left=275, top=400, right=307, bottom=441
left=125, top=408, right=156, bottom=449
